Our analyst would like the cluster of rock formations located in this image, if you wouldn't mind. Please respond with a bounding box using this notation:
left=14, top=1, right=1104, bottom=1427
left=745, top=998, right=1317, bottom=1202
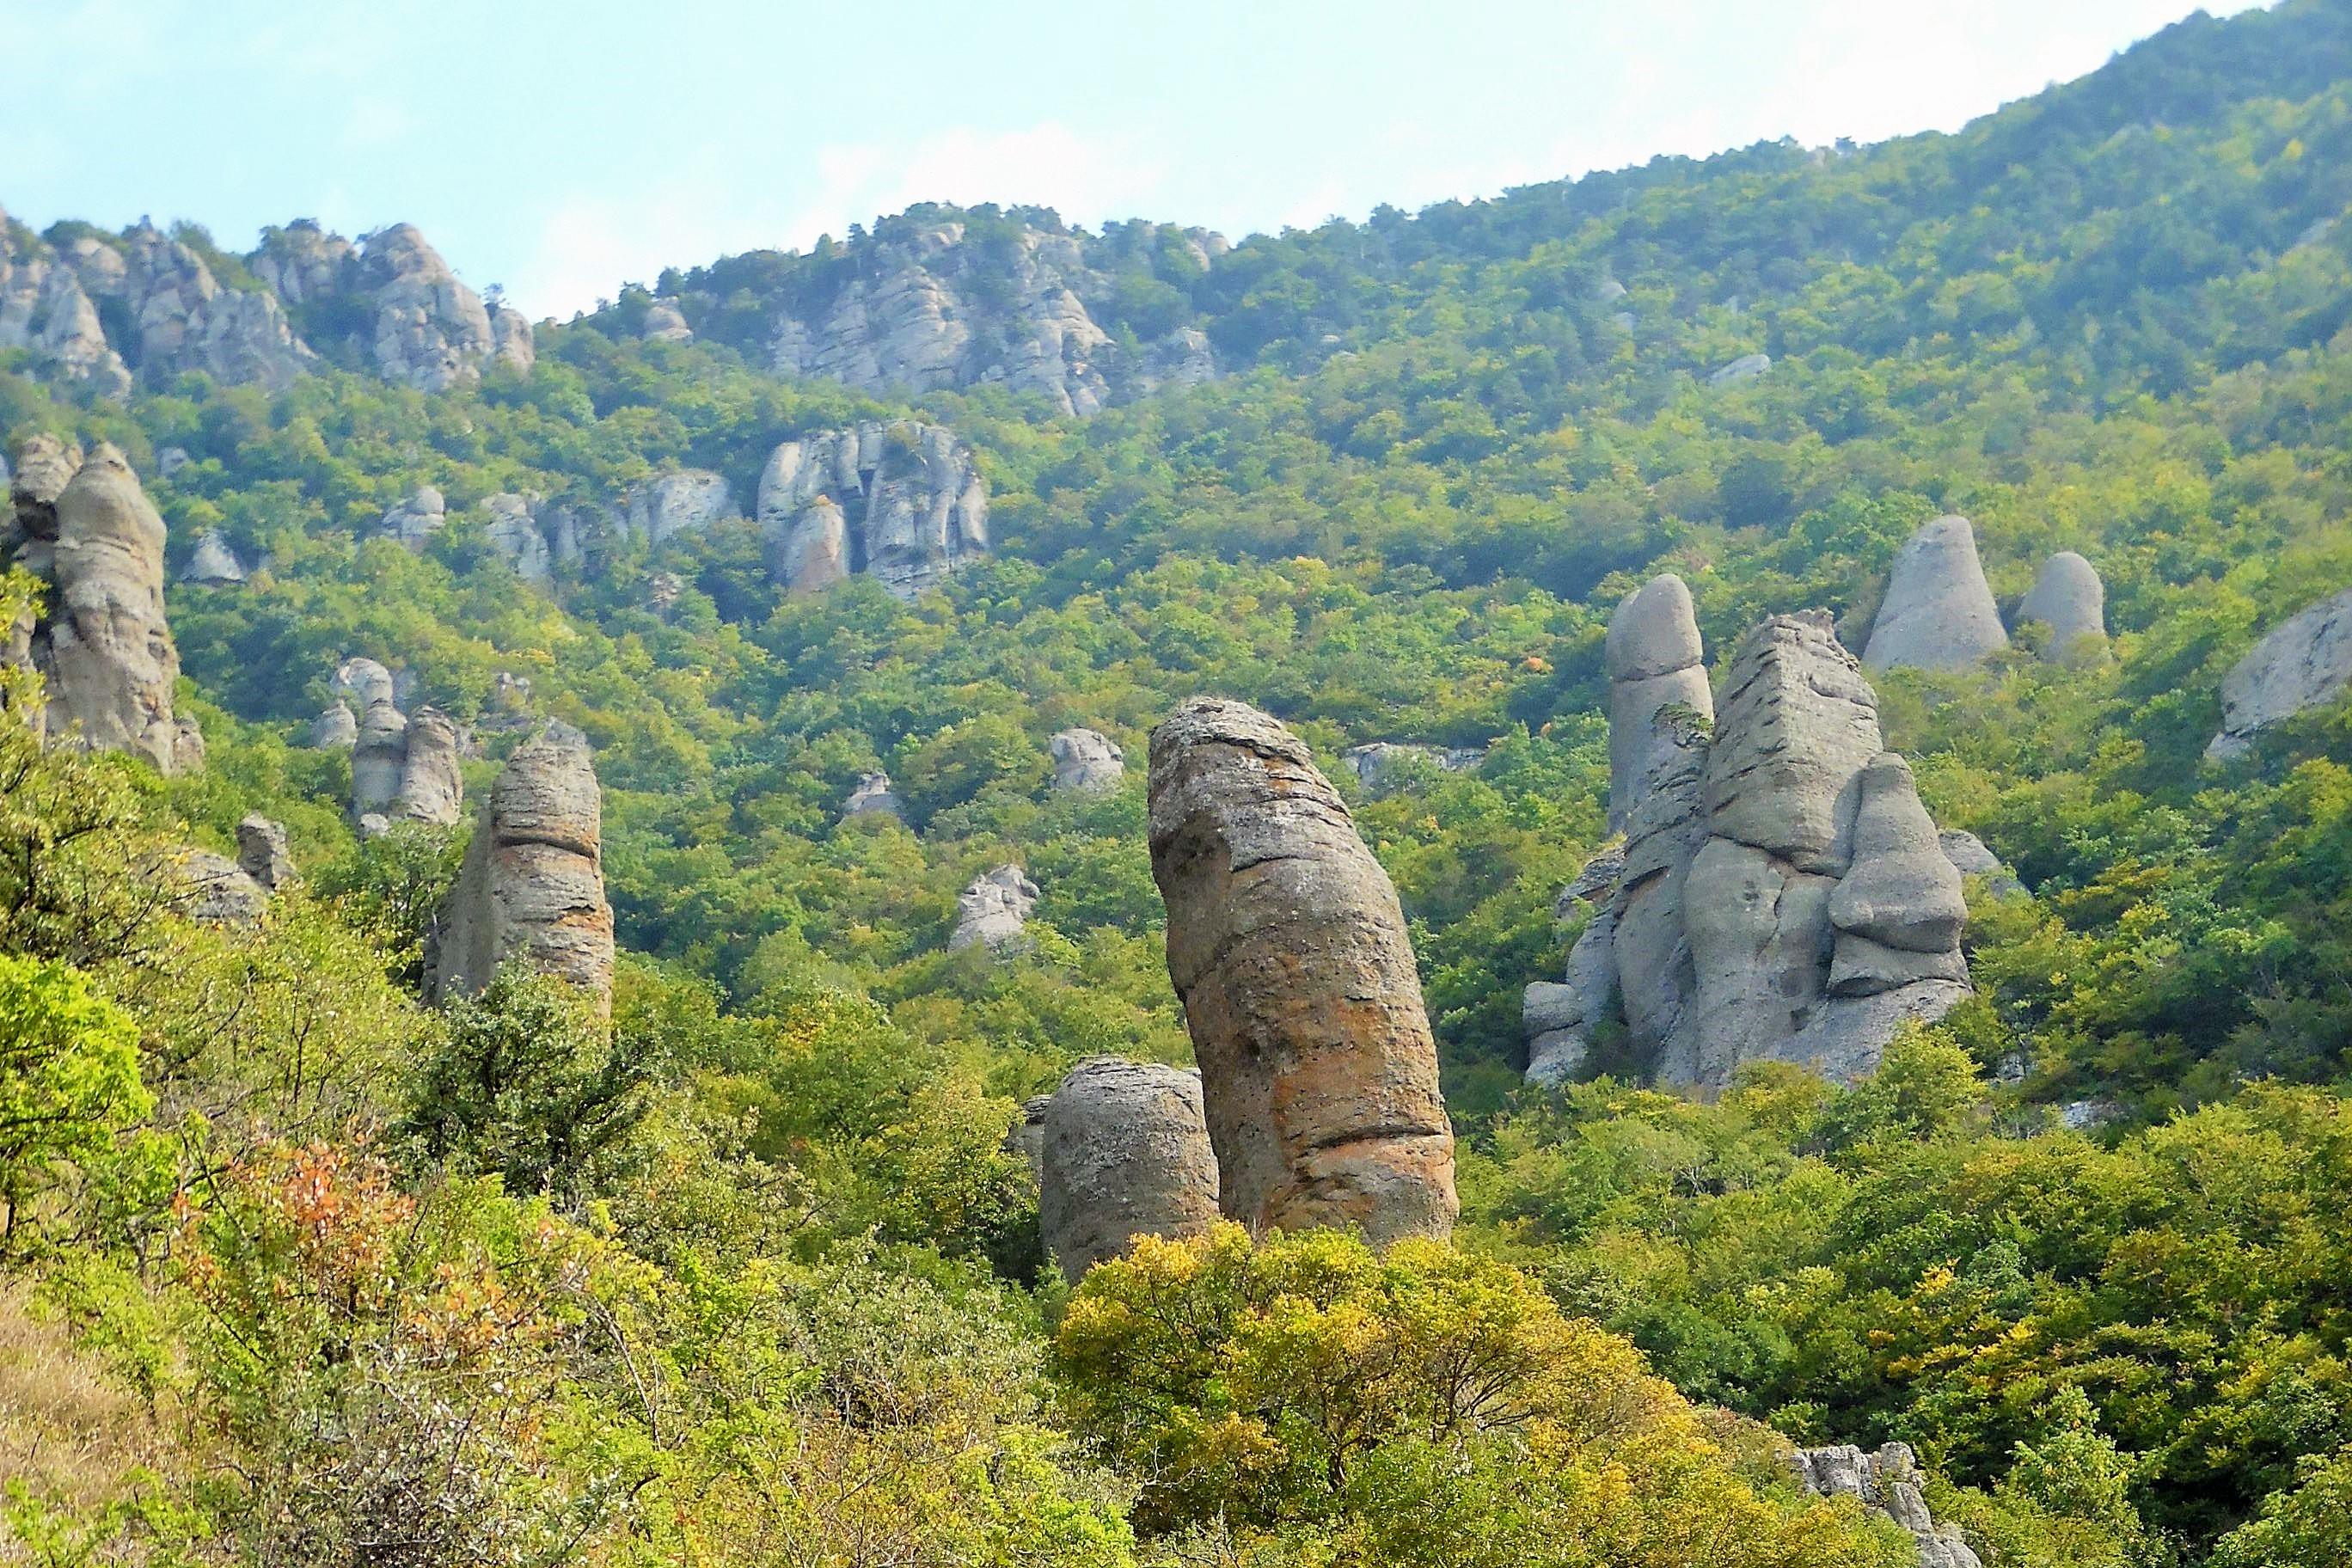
left=322, top=657, right=463, bottom=836
left=949, top=864, right=1039, bottom=953
left=758, top=420, right=989, bottom=598
left=1792, top=1443, right=1982, bottom=1568
left=747, top=211, right=1222, bottom=417
left=1036, top=1058, right=1220, bottom=1279
left=3, top=437, right=201, bottom=773
left=1862, top=515, right=2108, bottom=673
left=1049, top=727, right=1125, bottom=791
left=431, top=721, right=616, bottom=1015
left=1148, top=697, right=1459, bottom=1246
left=1530, top=579, right=1975, bottom=1090
left=2208, top=585, right=2352, bottom=758
left=0, top=208, right=528, bottom=398
left=1022, top=698, right=1461, bottom=1277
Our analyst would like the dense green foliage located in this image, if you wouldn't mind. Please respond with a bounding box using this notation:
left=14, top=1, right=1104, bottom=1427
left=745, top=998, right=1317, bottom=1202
left=5, top=3, right=2352, bottom=1563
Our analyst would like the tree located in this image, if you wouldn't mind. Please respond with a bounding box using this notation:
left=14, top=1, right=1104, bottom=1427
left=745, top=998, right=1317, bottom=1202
left=0, top=952, right=151, bottom=1257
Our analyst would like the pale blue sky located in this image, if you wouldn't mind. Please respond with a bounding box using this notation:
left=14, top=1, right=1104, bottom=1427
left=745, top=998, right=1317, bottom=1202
left=4, top=1, right=2269, bottom=318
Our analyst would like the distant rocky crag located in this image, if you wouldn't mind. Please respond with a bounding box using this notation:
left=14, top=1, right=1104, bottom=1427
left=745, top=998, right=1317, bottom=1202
left=0, top=206, right=529, bottom=398
left=654, top=205, right=1222, bottom=416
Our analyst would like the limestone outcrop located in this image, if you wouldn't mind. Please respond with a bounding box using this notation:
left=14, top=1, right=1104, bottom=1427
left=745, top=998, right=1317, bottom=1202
left=378, top=487, right=447, bottom=550
left=756, top=420, right=987, bottom=598
left=622, top=471, right=738, bottom=546
left=168, top=848, right=268, bottom=928
left=236, top=814, right=295, bottom=891
left=432, top=722, right=615, bottom=1014
left=1049, top=728, right=1126, bottom=791
left=482, top=493, right=551, bottom=585
left=1037, top=1057, right=1221, bottom=1278
left=1528, top=601, right=1972, bottom=1090
left=950, top=864, right=1039, bottom=953
left=1864, top=516, right=2008, bottom=673
left=1793, top=1444, right=1982, bottom=1568
left=842, top=771, right=907, bottom=823
left=1148, top=697, right=1457, bottom=1245
left=181, top=529, right=247, bottom=585
left=2208, top=585, right=2352, bottom=758
left=251, top=218, right=530, bottom=390
left=1605, top=573, right=1713, bottom=830
left=0, top=211, right=131, bottom=395
left=1338, top=741, right=1485, bottom=793
left=4, top=441, right=197, bottom=773
left=2014, top=551, right=2106, bottom=665
left=92, top=223, right=315, bottom=391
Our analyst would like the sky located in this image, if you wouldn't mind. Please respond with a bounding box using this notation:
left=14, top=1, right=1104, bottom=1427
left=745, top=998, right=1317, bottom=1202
left=3, top=0, right=2273, bottom=320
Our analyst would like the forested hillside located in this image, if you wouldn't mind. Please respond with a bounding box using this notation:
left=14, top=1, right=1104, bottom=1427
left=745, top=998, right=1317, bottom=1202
left=4, top=2, right=2352, bottom=1564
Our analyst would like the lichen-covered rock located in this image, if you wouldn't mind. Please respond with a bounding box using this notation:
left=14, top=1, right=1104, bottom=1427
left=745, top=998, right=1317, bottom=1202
left=842, top=771, right=907, bottom=824
left=623, top=470, right=738, bottom=546
left=1606, top=573, right=1713, bottom=830
left=181, top=529, right=247, bottom=585
left=2208, top=585, right=2352, bottom=759
left=756, top=420, right=987, bottom=598
left=168, top=848, right=268, bottom=928
left=950, top=864, right=1039, bottom=952
left=1050, top=728, right=1126, bottom=791
left=2015, top=551, right=2106, bottom=665
left=395, top=707, right=465, bottom=828
left=236, top=813, right=295, bottom=891
left=1793, top=1443, right=1982, bottom=1568
left=432, top=721, right=615, bottom=1014
left=1038, top=1058, right=1222, bottom=1277
left=34, top=444, right=191, bottom=772
left=1864, top=515, right=2009, bottom=673
left=1148, top=697, right=1457, bottom=1245
left=378, top=487, right=447, bottom=550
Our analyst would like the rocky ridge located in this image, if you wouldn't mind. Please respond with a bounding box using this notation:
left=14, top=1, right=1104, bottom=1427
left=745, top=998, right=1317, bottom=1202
left=2208, top=585, right=2352, bottom=758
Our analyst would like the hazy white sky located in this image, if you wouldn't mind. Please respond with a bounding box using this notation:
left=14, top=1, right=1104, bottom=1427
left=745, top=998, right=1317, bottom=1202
left=3, top=0, right=2269, bottom=318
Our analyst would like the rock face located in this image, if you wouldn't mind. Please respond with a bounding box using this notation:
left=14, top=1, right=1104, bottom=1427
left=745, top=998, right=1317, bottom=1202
left=841, top=771, right=907, bottom=824
left=432, top=722, right=615, bottom=1015
left=1528, top=603, right=1972, bottom=1090
left=2208, top=586, right=2352, bottom=758
left=309, top=701, right=358, bottom=750
left=0, top=211, right=132, bottom=396
left=98, top=223, right=315, bottom=391
left=754, top=213, right=1223, bottom=417
left=1049, top=728, right=1126, bottom=792
left=641, top=297, right=693, bottom=344
left=622, top=470, right=738, bottom=547
left=950, top=864, right=1039, bottom=953
left=1037, top=1057, right=1221, bottom=1278
left=378, top=487, right=447, bottom=550
left=1148, top=697, right=1458, bottom=1245
left=482, top=493, right=551, bottom=585
left=253, top=221, right=524, bottom=393
left=1708, top=352, right=1770, bottom=386
left=181, top=529, right=247, bottom=585
left=5, top=441, right=195, bottom=773
left=395, top=707, right=466, bottom=826
left=1605, top=573, right=1714, bottom=830
left=756, top=420, right=988, bottom=598
left=1338, top=741, right=1485, bottom=793
left=1864, top=516, right=2009, bottom=673
left=168, top=848, right=269, bottom=928
left=236, top=814, right=295, bottom=891
left=1792, top=1444, right=1982, bottom=1568
left=2014, top=551, right=2106, bottom=665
